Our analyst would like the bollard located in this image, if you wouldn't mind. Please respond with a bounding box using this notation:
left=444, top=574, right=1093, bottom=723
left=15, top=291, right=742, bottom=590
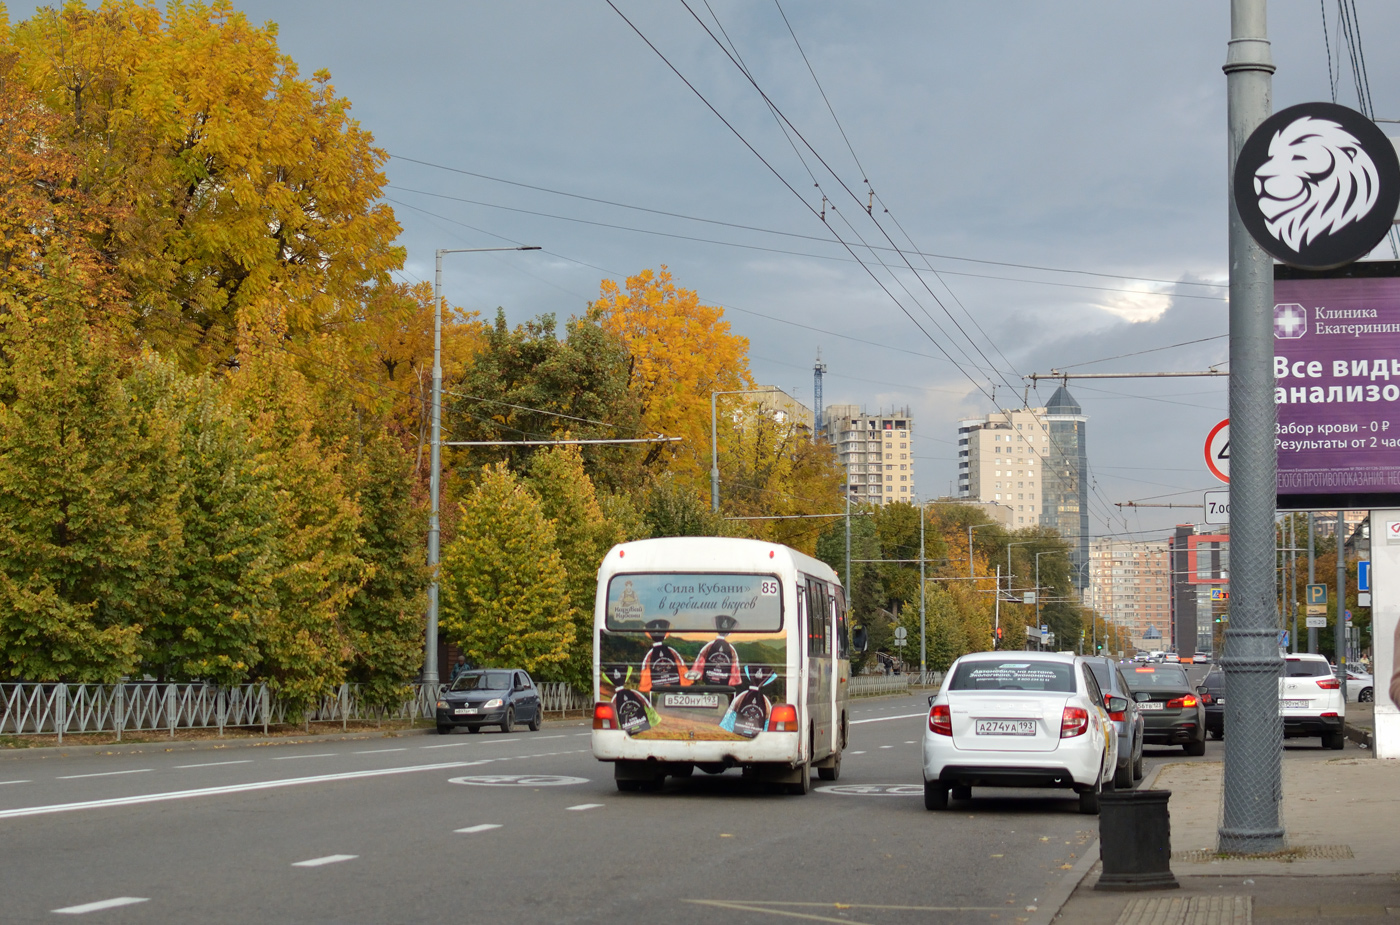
left=1095, top=789, right=1179, bottom=891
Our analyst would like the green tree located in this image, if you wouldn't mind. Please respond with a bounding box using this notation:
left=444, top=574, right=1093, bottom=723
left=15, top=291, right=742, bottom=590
left=641, top=473, right=729, bottom=539
left=439, top=462, right=573, bottom=677
left=127, top=355, right=277, bottom=683
left=0, top=310, right=178, bottom=681
left=340, top=430, right=428, bottom=708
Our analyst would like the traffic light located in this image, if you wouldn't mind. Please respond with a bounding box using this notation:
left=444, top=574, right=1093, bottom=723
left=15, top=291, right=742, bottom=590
left=1096, top=642, right=1103, bottom=652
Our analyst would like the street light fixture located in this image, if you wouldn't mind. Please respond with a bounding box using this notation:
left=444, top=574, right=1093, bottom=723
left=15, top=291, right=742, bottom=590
left=710, top=388, right=782, bottom=513
left=424, top=245, right=541, bottom=686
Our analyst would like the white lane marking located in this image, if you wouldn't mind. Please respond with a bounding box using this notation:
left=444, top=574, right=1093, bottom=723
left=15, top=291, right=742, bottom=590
left=352, top=748, right=407, bottom=754
left=455, top=823, right=502, bottom=833
left=574, top=732, right=592, bottom=737
left=850, top=712, right=927, bottom=725
left=420, top=742, right=473, bottom=749
left=850, top=751, right=867, bottom=755
left=174, top=760, right=253, bottom=769
left=567, top=803, right=603, bottom=811
left=271, top=753, right=338, bottom=760
left=292, top=854, right=357, bottom=868
left=0, top=760, right=492, bottom=820
left=0, top=779, right=32, bottom=786
left=57, top=769, right=152, bottom=780
left=533, top=735, right=566, bottom=740
left=53, top=896, right=149, bottom=915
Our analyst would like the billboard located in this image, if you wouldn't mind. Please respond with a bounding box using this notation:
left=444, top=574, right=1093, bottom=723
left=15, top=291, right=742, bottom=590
left=1373, top=509, right=1400, bottom=759
left=1274, top=262, right=1400, bottom=510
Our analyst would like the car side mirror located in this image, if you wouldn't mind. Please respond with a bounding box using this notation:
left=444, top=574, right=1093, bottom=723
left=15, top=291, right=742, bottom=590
left=1133, top=691, right=1152, bottom=703
left=852, top=625, right=868, bottom=654
left=1105, top=695, right=1128, bottom=713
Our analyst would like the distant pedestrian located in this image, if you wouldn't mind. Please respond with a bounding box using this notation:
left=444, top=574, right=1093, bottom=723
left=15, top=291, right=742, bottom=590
left=450, top=655, right=471, bottom=683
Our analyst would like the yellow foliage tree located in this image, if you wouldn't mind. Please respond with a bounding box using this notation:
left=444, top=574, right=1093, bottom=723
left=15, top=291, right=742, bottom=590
left=592, top=267, right=751, bottom=483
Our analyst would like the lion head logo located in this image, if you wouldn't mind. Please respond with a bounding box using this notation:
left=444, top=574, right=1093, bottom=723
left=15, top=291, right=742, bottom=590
left=1252, top=115, right=1381, bottom=252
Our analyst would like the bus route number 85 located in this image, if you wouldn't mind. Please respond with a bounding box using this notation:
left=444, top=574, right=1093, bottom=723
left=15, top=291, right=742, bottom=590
left=760, top=580, right=779, bottom=595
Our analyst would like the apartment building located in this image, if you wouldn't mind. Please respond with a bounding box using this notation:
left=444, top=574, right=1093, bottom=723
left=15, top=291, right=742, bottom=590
left=1087, top=538, right=1171, bottom=644
left=822, top=405, right=915, bottom=505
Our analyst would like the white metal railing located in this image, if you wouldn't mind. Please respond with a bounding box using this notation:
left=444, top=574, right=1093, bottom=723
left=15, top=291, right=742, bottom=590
left=848, top=671, right=944, bottom=698
left=0, top=679, right=592, bottom=742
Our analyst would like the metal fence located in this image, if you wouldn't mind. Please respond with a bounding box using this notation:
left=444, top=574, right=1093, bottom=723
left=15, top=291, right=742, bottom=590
left=0, top=680, right=592, bottom=743
left=848, top=671, right=944, bottom=698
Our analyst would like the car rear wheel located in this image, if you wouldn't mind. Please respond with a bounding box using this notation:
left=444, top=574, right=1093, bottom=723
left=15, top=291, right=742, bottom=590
left=1323, top=730, right=1345, bottom=750
left=1184, top=734, right=1206, bottom=757
left=817, top=749, right=841, bottom=781
left=1359, top=687, right=1374, bottom=703
left=1113, top=759, right=1133, bottom=790
left=527, top=706, right=541, bottom=731
left=500, top=707, right=514, bottom=734
left=923, top=780, right=949, bottom=811
left=782, top=762, right=812, bottom=796
left=1078, top=784, right=1101, bottom=815
left=1209, top=727, right=1223, bottom=741
left=1132, top=750, right=1144, bottom=781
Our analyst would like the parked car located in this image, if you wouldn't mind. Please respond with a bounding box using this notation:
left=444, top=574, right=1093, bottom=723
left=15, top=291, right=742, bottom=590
left=922, top=652, right=1118, bottom=815
left=1084, top=656, right=1145, bottom=788
left=1343, top=669, right=1375, bottom=703
left=1123, top=663, right=1206, bottom=756
left=1282, top=654, right=1345, bottom=749
left=435, top=669, right=543, bottom=734
left=1163, top=653, right=1181, bottom=664
left=1197, top=667, right=1225, bottom=739
left=1193, top=653, right=1211, bottom=664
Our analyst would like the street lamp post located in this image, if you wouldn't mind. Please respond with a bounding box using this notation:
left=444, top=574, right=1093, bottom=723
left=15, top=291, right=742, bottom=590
left=424, top=245, right=541, bottom=686
left=710, top=388, right=781, bottom=513
left=1035, top=551, right=1056, bottom=651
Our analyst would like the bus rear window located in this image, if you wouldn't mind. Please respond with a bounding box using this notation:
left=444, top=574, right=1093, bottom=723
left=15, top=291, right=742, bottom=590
left=604, top=573, right=783, bottom=633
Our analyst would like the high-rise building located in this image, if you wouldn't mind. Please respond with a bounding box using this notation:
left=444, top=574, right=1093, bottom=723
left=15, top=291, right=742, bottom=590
left=957, top=385, right=1090, bottom=589
left=822, top=405, right=916, bottom=505
left=1087, top=538, right=1171, bottom=647
left=751, top=385, right=813, bottom=432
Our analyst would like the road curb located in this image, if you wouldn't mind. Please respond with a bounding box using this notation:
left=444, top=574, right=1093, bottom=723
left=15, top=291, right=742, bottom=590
left=1343, top=721, right=1372, bottom=750
left=1029, top=761, right=1171, bottom=925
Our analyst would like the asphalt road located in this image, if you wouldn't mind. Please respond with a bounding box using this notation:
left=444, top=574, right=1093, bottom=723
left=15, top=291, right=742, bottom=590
left=0, top=687, right=1229, bottom=925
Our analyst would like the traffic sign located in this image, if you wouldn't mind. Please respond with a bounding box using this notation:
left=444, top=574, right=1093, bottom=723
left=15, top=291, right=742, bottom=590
left=1204, top=490, right=1230, bottom=524
left=1211, top=588, right=1230, bottom=602
left=1306, top=615, right=1328, bottom=628
left=893, top=626, right=908, bottom=644
left=1358, top=561, right=1370, bottom=592
left=1023, top=591, right=1036, bottom=605
left=1204, top=419, right=1230, bottom=483
left=1305, top=583, right=1327, bottom=616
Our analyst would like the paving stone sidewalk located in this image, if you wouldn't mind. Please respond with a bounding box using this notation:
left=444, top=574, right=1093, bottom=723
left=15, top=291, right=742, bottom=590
left=1047, top=750, right=1400, bottom=925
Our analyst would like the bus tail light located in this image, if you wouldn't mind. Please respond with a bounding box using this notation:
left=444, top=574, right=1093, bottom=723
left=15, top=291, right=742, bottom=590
left=767, top=704, right=799, bottom=732
left=592, top=702, right=617, bottom=730
left=1060, top=706, right=1089, bottom=738
left=929, top=704, right=952, bottom=736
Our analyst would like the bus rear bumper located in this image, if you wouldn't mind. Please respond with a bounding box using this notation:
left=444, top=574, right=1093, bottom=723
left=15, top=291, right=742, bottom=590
left=592, top=729, right=801, bottom=767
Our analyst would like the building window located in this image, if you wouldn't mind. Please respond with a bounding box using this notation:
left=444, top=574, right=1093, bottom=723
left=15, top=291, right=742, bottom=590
left=900, top=475, right=907, bottom=481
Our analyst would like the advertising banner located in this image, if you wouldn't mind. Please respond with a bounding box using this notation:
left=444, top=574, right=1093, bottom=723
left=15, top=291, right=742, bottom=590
left=1371, top=509, right=1400, bottom=759
left=1274, top=262, right=1400, bottom=510
left=598, top=573, right=787, bottom=742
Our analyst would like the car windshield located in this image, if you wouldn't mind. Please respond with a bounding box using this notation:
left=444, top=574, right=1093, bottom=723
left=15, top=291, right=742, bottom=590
left=450, top=671, right=513, bottom=692
left=1284, top=659, right=1330, bottom=678
left=1125, top=666, right=1191, bottom=690
left=948, top=660, right=1076, bottom=693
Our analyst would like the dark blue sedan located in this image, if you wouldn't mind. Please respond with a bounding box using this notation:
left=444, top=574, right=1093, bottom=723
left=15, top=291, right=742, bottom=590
left=436, top=669, right=543, bottom=734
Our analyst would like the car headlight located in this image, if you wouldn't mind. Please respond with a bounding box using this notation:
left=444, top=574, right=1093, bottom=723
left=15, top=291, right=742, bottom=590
left=483, top=698, right=504, bottom=709
left=436, top=701, right=448, bottom=709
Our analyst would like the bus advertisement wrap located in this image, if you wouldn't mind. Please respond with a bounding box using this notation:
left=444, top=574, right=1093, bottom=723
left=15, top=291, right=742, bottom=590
left=599, top=573, right=787, bottom=742
left=1275, top=263, right=1400, bottom=510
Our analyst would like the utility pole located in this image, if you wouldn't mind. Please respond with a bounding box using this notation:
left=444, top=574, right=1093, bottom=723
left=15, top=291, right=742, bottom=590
left=919, top=500, right=927, bottom=678
left=993, top=565, right=1001, bottom=649
left=1287, top=516, right=1297, bottom=654
left=1307, top=512, right=1317, bottom=653
left=1220, top=0, right=1284, bottom=855
left=1336, top=511, right=1348, bottom=700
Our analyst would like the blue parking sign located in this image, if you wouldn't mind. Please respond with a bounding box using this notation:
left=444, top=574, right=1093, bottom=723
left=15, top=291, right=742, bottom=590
left=1358, top=561, right=1370, bottom=593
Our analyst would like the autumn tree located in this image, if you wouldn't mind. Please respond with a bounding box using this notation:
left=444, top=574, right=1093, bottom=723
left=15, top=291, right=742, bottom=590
left=6, top=0, right=404, bottom=367
left=592, top=268, right=751, bottom=483
left=439, top=463, right=573, bottom=678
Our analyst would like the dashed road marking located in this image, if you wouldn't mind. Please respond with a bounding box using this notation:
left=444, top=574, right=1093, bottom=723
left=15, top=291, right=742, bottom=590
left=53, top=897, right=149, bottom=915
left=850, top=751, right=867, bottom=755
left=271, top=753, right=338, bottom=760
left=420, top=742, right=473, bottom=749
left=850, top=712, right=927, bottom=725
left=567, top=803, right=603, bottom=811
left=533, top=735, right=566, bottom=740
left=174, top=760, right=253, bottom=769
left=574, top=732, right=592, bottom=737
left=455, top=823, right=502, bottom=833
left=57, top=769, right=152, bottom=780
left=352, top=748, right=407, bottom=755
left=292, top=854, right=357, bottom=868
left=879, top=745, right=894, bottom=749
left=0, top=779, right=32, bottom=786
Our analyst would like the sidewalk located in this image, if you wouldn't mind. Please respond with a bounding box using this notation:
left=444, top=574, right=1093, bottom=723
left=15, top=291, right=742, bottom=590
left=1047, top=748, right=1400, bottom=924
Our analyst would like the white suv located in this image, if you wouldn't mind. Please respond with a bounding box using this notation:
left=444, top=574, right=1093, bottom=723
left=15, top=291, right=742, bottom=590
left=1281, top=653, right=1346, bottom=750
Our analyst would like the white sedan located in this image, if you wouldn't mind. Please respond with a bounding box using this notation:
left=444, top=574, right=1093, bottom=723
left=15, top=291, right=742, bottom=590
left=922, top=652, right=1119, bottom=815
left=1343, top=670, right=1374, bottom=703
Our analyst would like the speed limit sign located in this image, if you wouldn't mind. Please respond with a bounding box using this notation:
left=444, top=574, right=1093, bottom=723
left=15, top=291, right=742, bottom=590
left=1204, top=419, right=1229, bottom=483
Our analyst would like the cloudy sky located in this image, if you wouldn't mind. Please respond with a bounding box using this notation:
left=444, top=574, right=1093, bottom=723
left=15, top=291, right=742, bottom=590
left=14, top=1, right=1400, bottom=541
